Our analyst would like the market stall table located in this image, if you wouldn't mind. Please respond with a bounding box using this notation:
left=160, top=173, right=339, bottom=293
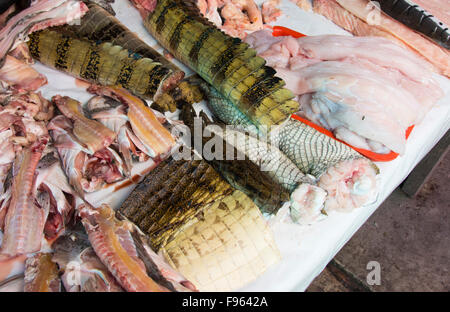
left=32, top=0, right=450, bottom=291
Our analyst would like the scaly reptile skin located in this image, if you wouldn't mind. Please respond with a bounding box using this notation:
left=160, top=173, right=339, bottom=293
left=141, top=0, right=299, bottom=133
left=57, top=1, right=184, bottom=83
left=218, top=128, right=316, bottom=193
left=200, top=85, right=367, bottom=178
left=273, top=119, right=364, bottom=178
left=119, top=150, right=234, bottom=251
left=161, top=190, right=281, bottom=292
left=28, top=29, right=173, bottom=100
left=180, top=106, right=290, bottom=214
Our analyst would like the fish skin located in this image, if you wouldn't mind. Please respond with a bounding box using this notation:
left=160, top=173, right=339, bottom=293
left=119, top=149, right=234, bottom=251
left=52, top=225, right=124, bottom=292
left=57, top=1, right=185, bottom=90
left=87, top=86, right=176, bottom=159
left=79, top=203, right=174, bottom=292
left=0, top=135, right=49, bottom=257
left=24, top=253, right=61, bottom=292
left=134, top=0, right=299, bottom=133
left=27, top=29, right=173, bottom=101
left=52, top=95, right=116, bottom=154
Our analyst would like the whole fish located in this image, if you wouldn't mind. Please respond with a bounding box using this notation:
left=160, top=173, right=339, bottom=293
left=161, top=190, right=281, bottom=292
left=202, top=82, right=379, bottom=213
left=119, top=148, right=234, bottom=251
left=24, top=253, right=61, bottom=292
left=27, top=29, right=175, bottom=100
left=79, top=203, right=196, bottom=292
left=56, top=1, right=184, bottom=89
left=130, top=0, right=299, bottom=133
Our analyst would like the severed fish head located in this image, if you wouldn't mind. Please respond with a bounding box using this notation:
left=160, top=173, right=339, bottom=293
left=52, top=223, right=123, bottom=292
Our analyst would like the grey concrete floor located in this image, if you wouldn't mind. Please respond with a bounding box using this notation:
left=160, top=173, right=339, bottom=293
left=307, top=151, right=450, bottom=292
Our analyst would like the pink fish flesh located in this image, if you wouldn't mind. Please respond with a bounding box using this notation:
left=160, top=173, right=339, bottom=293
left=79, top=203, right=196, bottom=292
left=0, top=0, right=88, bottom=62
left=0, top=135, right=49, bottom=257
left=0, top=55, right=47, bottom=92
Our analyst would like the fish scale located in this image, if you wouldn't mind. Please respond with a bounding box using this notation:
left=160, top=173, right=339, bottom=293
left=143, top=0, right=299, bottom=132
left=27, top=29, right=171, bottom=100
left=119, top=151, right=234, bottom=251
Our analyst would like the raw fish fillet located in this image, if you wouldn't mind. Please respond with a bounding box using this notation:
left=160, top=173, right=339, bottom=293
left=312, top=0, right=450, bottom=77
left=244, top=30, right=443, bottom=155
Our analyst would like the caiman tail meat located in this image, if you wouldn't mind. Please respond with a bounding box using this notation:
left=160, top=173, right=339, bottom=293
left=119, top=149, right=234, bottom=251
left=273, top=118, right=378, bottom=213
left=161, top=190, right=281, bottom=291
left=0, top=0, right=88, bottom=63
left=129, top=0, right=299, bottom=133
left=24, top=253, right=61, bottom=292
left=57, top=1, right=184, bottom=91
left=201, top=79, right=379, bottom=214
left=179, top=104, right=327, bottom=221
left=27, top=28, right=175, bottom=101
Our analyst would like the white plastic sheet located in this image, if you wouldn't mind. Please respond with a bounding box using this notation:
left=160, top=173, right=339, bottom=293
left=33, top=0, right=450, bottom=292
